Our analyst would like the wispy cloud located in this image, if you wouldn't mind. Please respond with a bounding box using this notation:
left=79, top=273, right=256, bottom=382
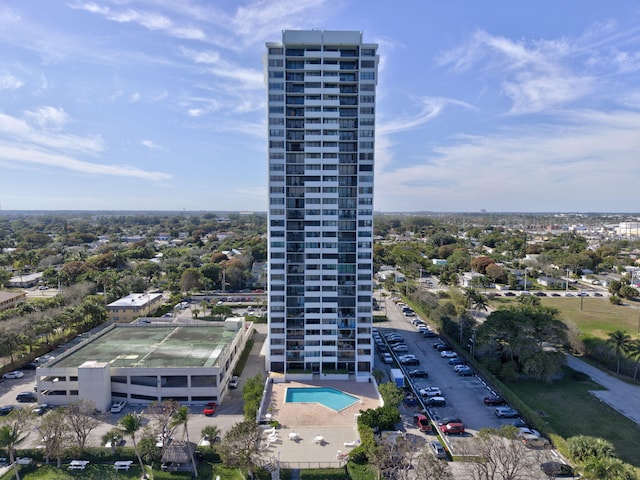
left=437, top=29, right=594, bottom=114
left=375, top=109, right=640, bottom=211
left=0, top=144, right=172, bottom=180
left=0, top=109, right=102, bottom=154
left=379, top=97, right=474, bottom=135
left=140, top=139, right=162, bottom=150
left=0, top=72, right=23, bottom=90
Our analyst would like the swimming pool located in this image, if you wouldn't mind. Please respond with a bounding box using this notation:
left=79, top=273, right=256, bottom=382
left=285, top=387, right=359, bottom=412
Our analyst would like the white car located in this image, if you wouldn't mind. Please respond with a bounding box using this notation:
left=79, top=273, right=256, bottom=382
left=229, top=375, right=239, bottom=389
left=392, top=344, right=409, bottom=353
left=110, top=400, right=127, bottom=413
left=440, top=351, right=457, bottom=358
left=2, top=371, right=24, bottom=379
left=419, top=386, right=442, bottom=397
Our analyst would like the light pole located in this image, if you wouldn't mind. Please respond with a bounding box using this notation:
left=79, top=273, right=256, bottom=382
left=524, top=268, right=529, bottom=293
left=566, top=268, right=570, bottom=294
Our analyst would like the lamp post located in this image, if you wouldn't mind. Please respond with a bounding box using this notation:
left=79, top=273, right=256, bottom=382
left=566, top=268, right=570, bottom=294
left=523, top=268, right=529, bottom=293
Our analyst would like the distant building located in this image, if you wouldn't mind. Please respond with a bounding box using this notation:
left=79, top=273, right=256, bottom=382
left=432, top=259, right=448, bottom=266
left=537, top=276, right=566, bottom=288
left=0, top=291, right=26, bottom=311
left=107, top=293, right=164, bottom=323
left=7, top=272, right=43, bottom=288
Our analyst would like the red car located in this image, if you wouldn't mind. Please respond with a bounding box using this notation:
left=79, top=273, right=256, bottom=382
left=414, top=414, right=432, bottom=432
left=203, top=402, right=217, bottom=416
left=439, top=422, right=465, bottom=435
left=483, top=395, right=505, bottom=406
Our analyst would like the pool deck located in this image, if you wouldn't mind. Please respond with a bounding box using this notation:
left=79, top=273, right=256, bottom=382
left=260, top=379, right=381, bottom=468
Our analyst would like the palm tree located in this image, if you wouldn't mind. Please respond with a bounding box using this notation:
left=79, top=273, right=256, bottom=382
left=626, top=339, right=640, bottom=381
left=0, top=408, right=32, bottom=480
left=171, top=406, right=198, bottom=478
left=119, top=413, right=146, bottom=477
left=606, top=330, right=631, bottom=375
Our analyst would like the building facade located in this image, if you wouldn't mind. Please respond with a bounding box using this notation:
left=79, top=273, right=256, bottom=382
left=107, top=293, right=164, bottom=323
left=265, top=30, right=378, bottom=378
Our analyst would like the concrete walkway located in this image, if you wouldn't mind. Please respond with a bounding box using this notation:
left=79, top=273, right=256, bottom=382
left=565, top=355, right=640, bottom=425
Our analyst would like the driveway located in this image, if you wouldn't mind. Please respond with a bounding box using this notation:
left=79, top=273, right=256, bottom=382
left=565, top=355, right=640, bottom=425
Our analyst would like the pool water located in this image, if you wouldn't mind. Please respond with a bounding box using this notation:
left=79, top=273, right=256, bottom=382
left=285, top=387, right=358, bottom=411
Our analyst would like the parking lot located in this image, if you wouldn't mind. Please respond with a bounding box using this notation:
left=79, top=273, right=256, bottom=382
left=374, top=293, right=563, bottom=476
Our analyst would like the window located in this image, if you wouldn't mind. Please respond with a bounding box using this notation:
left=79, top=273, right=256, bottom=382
left=269, top=71, right=284, bottom=78
left=269, top=47, right=283, bottom=55
left=360, top=130, right=374, bottom=137
left=361, top=60, right=375, bottom=68
left=269, top=59, right=283, bottom=67
left=360, top=95, right=375, bottom=103
left=360, top=71, right=375, bottom=80
left=269, top=117, right=284, bottom=125
left=360, top=107, right=374, bottom=115
left=269, top=82, right=284, bottom=91
left=360, top=84, right=375, bottom=92
left=269, top=94, right=284, bottom=102
left=362, top=48, right=375, bottom=56
left=269, top=129, right=284, bottom=137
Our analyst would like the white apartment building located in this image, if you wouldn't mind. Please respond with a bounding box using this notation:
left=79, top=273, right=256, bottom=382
left=265, top=30, right=378, bottom=378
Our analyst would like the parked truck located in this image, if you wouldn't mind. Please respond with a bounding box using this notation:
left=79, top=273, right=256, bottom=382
left=390, top=368, right=405, bottom=388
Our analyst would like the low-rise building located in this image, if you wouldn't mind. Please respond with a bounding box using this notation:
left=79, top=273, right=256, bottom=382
left=0, top=291, right=26, bottom=311
left=7, top=272, right=43, bottom=288
left=107, top=293, right=164, bottom=323
left=35, top=319, right=249, bottom=412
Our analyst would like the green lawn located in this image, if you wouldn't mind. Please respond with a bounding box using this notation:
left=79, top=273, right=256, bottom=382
left=508, top=368, right=640, bottom=467
left=490, top=296, right=640, bottom=339
left=1, top=463, right=147, bottom=480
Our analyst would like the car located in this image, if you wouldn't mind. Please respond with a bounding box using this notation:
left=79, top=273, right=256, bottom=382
left=198, top=433, right=219, bottom=447
left=3, top=371, right=24, bottom=379
left=229, top=375, right=239, bottom=389
left=386, top=333, right=403, bottom=340
left=483, top=395, right=505, bottom=406
left=419, top=386, right=442, bottom=397
left=156, top=433, right=173, bottom=448
left=449, top=358, right=465, bottom=366
left=401, top=357, right=420, bottom=366
left=507, top=418, right=528, bottom=428
left=495, top=407, right=520, bottom=418
left=16, top=392, right=37, bottom=403
left=382, top=353, right=393, bottom=364
left=35, top=354, right=55, bottom=364
left=551, top=293, right=561, bottom=297
left=430, top=440, right=447, bottom=459
left=203, top=402, right=217, bottom=416
left=534, top=291, right=547, bottom=297
left=458, top=367, right=474, bottom=376
left=578, top=292, right=588, bottom=297
left=0, top=405, right=15, bottom=416
left=392, top=344, right=409, bottom=353
left=21, top=362, right=39, bottom=370
left=439, top=422, right=465, bottom=435
left=403, top=311, right=416, bottom=317
left=436, top=343, right=451, bottom=352
left=504, top=292, right=516, bottom=297
left=424, top=396, right=446, bottom=407
left=437, top=416, right=462, bottom=426
left=517, top=427, right=541, bottom=438
left=403, top=394, right=417, bottom=407
left=414, top=414, right=432, bottom=432
left=593, top=292, right=603, bottom=297
left=521, top=435, right=551, bottom=449
left=453, top=364, right=469, bottom=372
left=432, top=340, right=446, bottom=349
left=564, top=293, right=574, bottom=297
left=110, top=400, right=127, bottom=413
left=440, top=351, right=457, bottom=358
left=422, top=330, right=437, bottom=338
left=540, top=461, right=574, bottom=477
left=398, top=354, right=417, bottom=361
left=32, top=404, right=51, bottom=415
left=387, top=336, right=405, bottom=344
left=408, top=369, right=428, bottom=378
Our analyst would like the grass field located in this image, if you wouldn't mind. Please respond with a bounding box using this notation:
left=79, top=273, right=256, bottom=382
left=508, top=368, right=640, bottom=467
left=491, top=296, right=640, bottom=339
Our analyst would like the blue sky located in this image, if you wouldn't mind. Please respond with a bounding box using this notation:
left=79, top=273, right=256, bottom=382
left=1, top=1, right=640, bottom=213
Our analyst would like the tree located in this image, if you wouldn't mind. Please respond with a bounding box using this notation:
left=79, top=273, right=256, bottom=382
left=606, top=330, right=631, bottom=375
left=413, top=445, right=454, bottom=480
left=39, top=408, right=72, bottom=466
left=0, top=407, right=32, bottom=479
left=626, top=339, right=640, bottom=381
left=64, top=400, right=102, bottom=452
left=200, top=425, right=220, bottom=449
left=567, top=435, right=617, bottom=463
left=146, top=400, right=179, bottom=449
left=580, top=456, right=636, bottom=480
left=461, top=425, right=533, bottom=480
left=217, top=420, right=262, bottom=478
left=101, top=428, right=124, bottom=456
left=170, top=406, right=198, bottom=478
left=180, top=268, right=203, bottom=293
left=119, top=413, right=146, bottom=477
left=471, top=256, right=495, bottom=275
left=378, top=381, right=404, bottom=407
left=618, top=285, right=639, bottom=300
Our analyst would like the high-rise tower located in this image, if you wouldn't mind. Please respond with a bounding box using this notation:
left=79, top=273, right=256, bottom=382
left=265, top=30, right=378, bottom=378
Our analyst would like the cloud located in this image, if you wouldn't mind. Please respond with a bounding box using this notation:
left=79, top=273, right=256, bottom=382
left=0, top=144, right=172, bottom=180
left=378, top=97, right=474, bottom=135
left=0, top=72, right=23, bottom=90
left=437, top=29, right=594, bottom=114
left=0, top=110, right=101, bottom=154
left=129, top=92, right=141, bottom=103
left=374, top=109, right=640, bottom=211
left=141, top=140, right=162, bottom=150
left=71, top=2, right=205, bottom=40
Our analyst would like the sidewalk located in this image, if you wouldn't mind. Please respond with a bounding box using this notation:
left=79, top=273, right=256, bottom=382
left=565, top=355, right=640, bottom=425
